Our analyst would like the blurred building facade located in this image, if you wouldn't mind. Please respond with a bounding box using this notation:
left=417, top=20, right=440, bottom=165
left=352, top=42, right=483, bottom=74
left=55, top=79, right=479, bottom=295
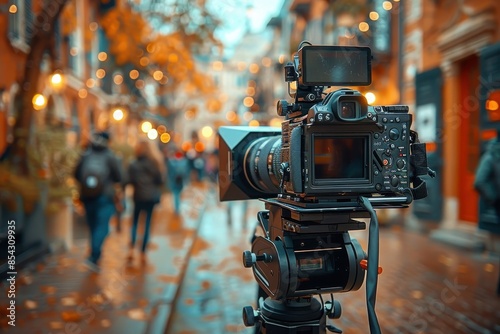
left=0, top=0, right=129, bottom=266
left=400, top=0, right=500, bottom=245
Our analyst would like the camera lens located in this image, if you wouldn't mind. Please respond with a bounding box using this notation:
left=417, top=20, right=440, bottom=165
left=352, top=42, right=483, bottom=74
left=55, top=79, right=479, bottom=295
left=244, top=136, right=282, bottom=194
left=340, top=101, right=357, bottom=119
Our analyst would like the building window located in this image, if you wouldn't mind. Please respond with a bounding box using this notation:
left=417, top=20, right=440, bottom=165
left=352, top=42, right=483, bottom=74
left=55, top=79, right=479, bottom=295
left=8, top=0, right=34, bottom=53
left=406, top=0, right=422, bottom=24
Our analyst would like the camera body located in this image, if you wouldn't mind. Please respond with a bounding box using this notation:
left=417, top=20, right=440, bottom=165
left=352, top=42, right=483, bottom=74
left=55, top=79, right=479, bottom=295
left=280, top=94, right=412, bottom=200
left=219, top=44, right=414, bottom=207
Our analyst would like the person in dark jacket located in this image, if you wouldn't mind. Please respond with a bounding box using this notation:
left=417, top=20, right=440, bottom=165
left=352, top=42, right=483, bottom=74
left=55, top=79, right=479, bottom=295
left=474, top=131, right=500, bottom=296
left=74, top=131, right=122, bottom=270
left=128, top=138, right=165, bottom=263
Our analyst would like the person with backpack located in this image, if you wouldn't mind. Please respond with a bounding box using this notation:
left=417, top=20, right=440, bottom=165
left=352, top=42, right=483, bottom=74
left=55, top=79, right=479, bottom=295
left=166, top=148, right=188, bottom=215
left=127, top=138, right=165, bottom=263
left=74, top=131, right=123, bottom=270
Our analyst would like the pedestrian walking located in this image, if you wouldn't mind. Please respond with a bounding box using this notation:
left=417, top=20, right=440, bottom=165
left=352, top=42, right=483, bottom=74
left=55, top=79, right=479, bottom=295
left=113, top=155, right=128, bottom=233
left=474, top=130, right=500, bottom=296
left=127, top=138, right=165, bottom=263
left=74, top=131, right=123, bottom=270
left=166, top=148, right=188, bottom=215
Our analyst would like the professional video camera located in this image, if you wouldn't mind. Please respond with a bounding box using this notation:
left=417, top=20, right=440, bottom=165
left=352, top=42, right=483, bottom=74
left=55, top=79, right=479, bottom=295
left=218, top=41, right=434, bottom=334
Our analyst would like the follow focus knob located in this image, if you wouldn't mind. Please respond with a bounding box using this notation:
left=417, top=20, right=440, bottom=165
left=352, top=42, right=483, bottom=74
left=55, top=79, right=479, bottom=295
left=277, top=99, right=290, bottom=116
left=242, top=250, right=272, bottom=268
left=242, top=306, right=257, bottom=327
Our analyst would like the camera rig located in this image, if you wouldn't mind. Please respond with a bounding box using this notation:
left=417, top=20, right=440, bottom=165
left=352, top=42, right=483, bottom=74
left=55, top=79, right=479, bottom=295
left=218, top=41, right=434, bottom=333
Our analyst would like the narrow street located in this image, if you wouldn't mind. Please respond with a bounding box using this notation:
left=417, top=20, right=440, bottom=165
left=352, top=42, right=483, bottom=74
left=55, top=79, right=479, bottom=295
left=1, top=183, right=500, bottom=333
left=167, top=195, right=260, bottom=334
left=168, top=193, right=500, bottom=334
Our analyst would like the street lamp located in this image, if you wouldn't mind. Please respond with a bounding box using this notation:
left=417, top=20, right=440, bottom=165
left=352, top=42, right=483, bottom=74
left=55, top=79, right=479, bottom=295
left=49, top=72, right=65, bottom=92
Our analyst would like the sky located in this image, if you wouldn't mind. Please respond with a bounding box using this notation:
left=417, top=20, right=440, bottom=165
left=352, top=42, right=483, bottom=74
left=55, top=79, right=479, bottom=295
left=210, top=0, right=285, bottom=53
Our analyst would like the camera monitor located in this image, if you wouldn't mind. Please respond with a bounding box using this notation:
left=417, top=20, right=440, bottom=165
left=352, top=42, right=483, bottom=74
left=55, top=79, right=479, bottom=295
left=299, top=45, right=372, bottom=86
left=313, top=136, right=367, bottom=181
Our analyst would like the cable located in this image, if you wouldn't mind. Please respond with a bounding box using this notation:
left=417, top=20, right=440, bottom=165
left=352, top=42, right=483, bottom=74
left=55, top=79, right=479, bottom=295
left=359, top=196, right=382, bottom=334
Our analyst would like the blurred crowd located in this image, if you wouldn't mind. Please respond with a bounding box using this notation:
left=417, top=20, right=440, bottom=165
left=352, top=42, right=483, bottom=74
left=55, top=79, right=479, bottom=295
left=72, top=131, right=219, bottom=272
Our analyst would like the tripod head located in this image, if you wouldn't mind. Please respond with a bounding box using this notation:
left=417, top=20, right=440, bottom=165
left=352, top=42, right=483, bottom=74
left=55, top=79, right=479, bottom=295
left=242, top=197, right=390, bottom=333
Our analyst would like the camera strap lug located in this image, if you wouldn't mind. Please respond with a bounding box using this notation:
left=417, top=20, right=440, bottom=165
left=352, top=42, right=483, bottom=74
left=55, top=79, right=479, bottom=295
left=279, top=162, right=290, bottom=190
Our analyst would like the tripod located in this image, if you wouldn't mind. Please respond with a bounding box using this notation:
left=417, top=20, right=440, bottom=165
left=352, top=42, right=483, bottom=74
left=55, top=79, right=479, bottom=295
left=243, top=294, right=344, bottom=334
left=242, top=196, right=388, bottom=334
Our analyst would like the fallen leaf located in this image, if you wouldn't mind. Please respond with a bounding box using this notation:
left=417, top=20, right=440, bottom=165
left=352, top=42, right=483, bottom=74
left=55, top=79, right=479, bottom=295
left=50, top=321, right=64, bottom=329
left=200, top=280, right=211, bottom=291
left=127, top=308, right=148, bottom=321
left=89, top=294, right=105, bottom=305
left=41, top=286, right=57, bottom=294
left=47, top=296, right=57, bottom=306
left=101, top=319, right=112, bottom=328
left=61, top=297, right=77, bottom=306
left=61, top=310, right=83, bottom=322
left=157, top=275, right=177, bottom=284
left=19, top=275, right=33, bottom=285
left=138, top=298, right=149, bottom=308
left=24, top=300, right=38, bottom=310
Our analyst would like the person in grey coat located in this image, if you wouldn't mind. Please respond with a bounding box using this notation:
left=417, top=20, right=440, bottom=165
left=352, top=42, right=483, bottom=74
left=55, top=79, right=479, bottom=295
left=127, top=139, right=165, bottom=262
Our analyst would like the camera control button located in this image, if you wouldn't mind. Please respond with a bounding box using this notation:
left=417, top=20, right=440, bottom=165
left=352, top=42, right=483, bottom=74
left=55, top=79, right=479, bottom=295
left=375, top=183, right=383, bottom=191
left=396, top=159, right=406, bottom=169
left=390, top=176, right=400, bottom=187
left=389, top=128, right=400, bottom=140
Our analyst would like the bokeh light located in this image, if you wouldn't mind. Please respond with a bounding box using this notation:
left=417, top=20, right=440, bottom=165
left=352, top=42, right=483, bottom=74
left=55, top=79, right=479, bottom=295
left=153, top=70, right=163, bottom=81
left=249, top=63, right=259, bottom=74
left=160, top=133, right=171, bottom=143
left=365, top=92, right=376, bottom=105
left=98, top=52, right=108, bottom=61
left=243, top=97, right=254, bottom=108
left=112, top=108, right=124, bottom=121
left=96, top=69, right=106, bottom=79
left=78, top=89, right=88, bottom=99
left=147, top=129, right=158, bottom=140
left=212, top=61, right=223, bottom=71
left=359, top=22, right=370, bottom=32
left=113, top=74, right=123, bottom=85
left=141, top=121, right=152, bottom=133
left=129, top=70, right=139, bottom=80
left=201, top=126, right=213, bottom=138
left=32, top=94, right=47, bottom=110
left=249, top=120, right=260, bottom=127
left=226, top=111, right=237, bottom=122
left=369, top=11, right=380, bottom=20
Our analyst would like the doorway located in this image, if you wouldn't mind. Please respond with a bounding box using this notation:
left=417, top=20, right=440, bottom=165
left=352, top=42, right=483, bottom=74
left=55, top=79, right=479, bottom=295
left=458, top=55, right=480, bottom=223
